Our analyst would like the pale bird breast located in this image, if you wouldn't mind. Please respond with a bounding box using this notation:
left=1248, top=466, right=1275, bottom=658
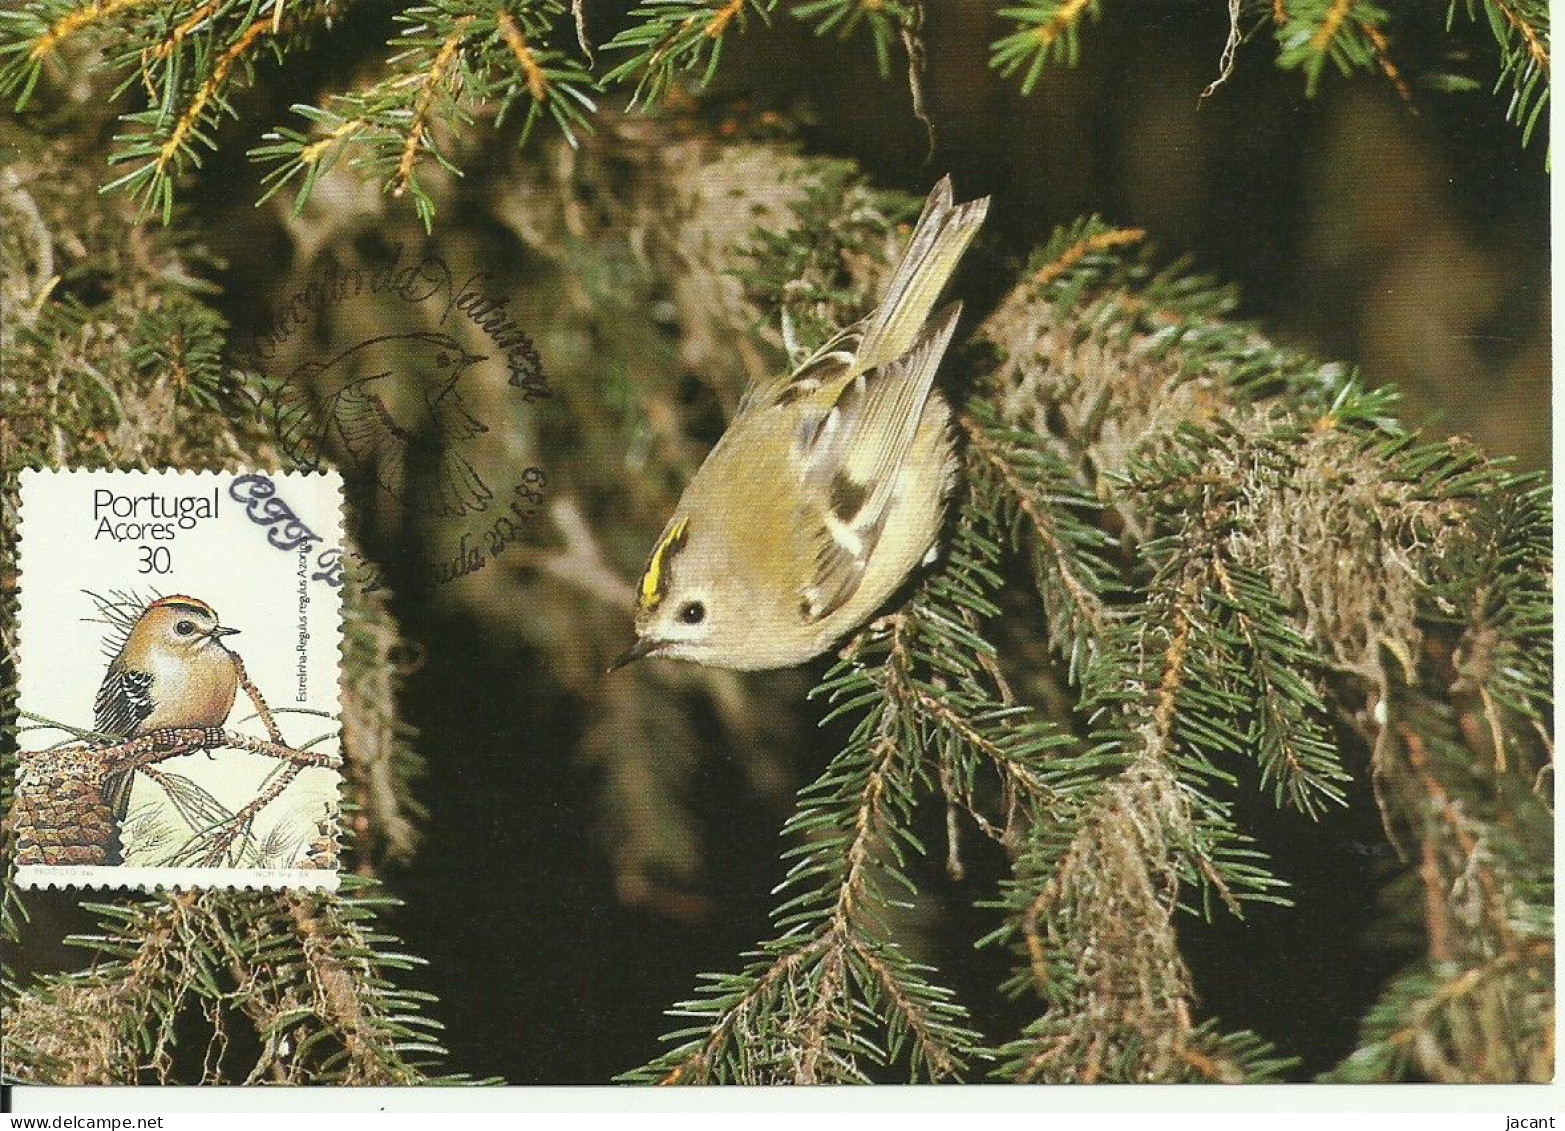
left=141, top=647, right=241, bottom=731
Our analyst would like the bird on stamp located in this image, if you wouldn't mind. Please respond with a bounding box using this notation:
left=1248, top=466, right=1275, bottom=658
left=94, top=595, right=241, bottom=818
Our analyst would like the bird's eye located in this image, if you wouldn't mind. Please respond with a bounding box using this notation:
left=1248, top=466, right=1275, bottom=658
left=175, top=620, right=196, bottom=636
left=678, top=600, right=706, bottom=625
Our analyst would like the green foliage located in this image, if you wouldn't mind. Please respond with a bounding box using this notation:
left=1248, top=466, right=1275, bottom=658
left=792, top=0, right=915, bottom=80
left=1451, top=0, right=1550, bottom=146
left=961, top=400, right=1119, bottom=691
left=1322, top=688, right=1552, bottom=1083
left=1275, top=0, right=1391, bottom=96
left=1438, top=480, right=1553, bottom=732
left=0, top=0, right=598, bottom=228
left=1, top=30, right=1549, bottom=1083
left=255, top=0, right=599, bottom=229
left=602, top=0, right=776, bottom=106
left=0, top=0, right=1546, bottom=229
left=980, top=210, right=1549, bottom=1082
left=622, top=186, right=1550, bottom=1083
left=736, top=159, right=919, bottom=360
left=5, top=881, right=476, bottom=1085
left=128, top=298, right=232, bottom=412
left=622, top=515, right=1072, bottom=1084
left=1125, top=426, right=1356, bottom=819
left=1273, top=0, right=1549, bottom=147
left=990, top=0, right=1100, bottom=95
left=2, top=0, right=351, bottom=224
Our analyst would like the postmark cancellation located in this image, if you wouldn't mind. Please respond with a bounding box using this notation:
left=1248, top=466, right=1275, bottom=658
left=13, top=469, right=345, bottom=890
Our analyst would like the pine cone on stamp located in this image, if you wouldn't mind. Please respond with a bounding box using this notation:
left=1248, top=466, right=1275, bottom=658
left=13, top=747, right=122, bottom=867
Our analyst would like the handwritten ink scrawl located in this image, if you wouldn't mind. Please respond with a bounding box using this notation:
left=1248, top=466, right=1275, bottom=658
left=14, top=469, right=345, bottom=891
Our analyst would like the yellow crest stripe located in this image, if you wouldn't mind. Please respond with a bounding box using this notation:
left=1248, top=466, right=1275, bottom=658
left=640, top=516, right=688, bottom=610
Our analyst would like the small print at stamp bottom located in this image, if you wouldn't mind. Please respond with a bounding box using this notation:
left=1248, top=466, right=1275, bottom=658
left=13, top=469, right=344, bottom=891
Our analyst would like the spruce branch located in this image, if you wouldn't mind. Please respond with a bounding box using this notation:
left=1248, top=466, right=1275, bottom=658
left=2, top=120, right=463, bottom=1084
left=339, top=569, right=429, bottom=866
left=0, top=0, right=163, bottom=108
left=990, top=0, right=1099, bottom=95
left=253, top=1, right=599, bottom=230
left=959, top=403, right=1119, bottom=689
left=3, top=0, right=1549, bottom=237
left=0, top=1, right=350, bottom=222
left=4, top=881, right=474, bottom=1084
left=789, top=0, right=930, bottom=149
left=1209, top=556, right=1349, bottom=816
left=1327, top=689, right=1552, bottom=1081
left=109, top=0, right=344, bottom=223
left=1274, top=0, right=1391, bottom=96
left=622, top=627, right=971, bottom=1082
left=620, top=158, right=1547, bottom=1083
left=0, top=0, right=599, bottom=228
left=601, top=0, right=775, bottom=107
left=790, top=0, right=914, bottom=80
left=1361, top=19, right=1413, bottom=102
left=987, top=756, right=1296, bottom=1083
left=969, top=210, right=1549, bottom=1083
left=597, top=0, right=919, bottom=146
left=625, top=515, right=1084, bottom=1084
left=1450, top=0, right=1549, bottom=146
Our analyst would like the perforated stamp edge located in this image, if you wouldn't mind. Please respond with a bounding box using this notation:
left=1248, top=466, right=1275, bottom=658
left=11, top=467, right=346, bottom=892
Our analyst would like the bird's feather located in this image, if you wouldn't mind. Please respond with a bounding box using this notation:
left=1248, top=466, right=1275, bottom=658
left=94, top=662, right=154, bottom=739
left=742, top=175, right=986, bottom=418
left=796, top=302, right=961, bottom=621
left=855, top=175, right=987, bottom=373
left=413, top=447, right=493, bottom=517
left=429, top=387, right=488, bottom=443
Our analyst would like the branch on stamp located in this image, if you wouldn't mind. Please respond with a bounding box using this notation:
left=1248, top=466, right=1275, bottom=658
left=13, top=666, right=340, bottom=870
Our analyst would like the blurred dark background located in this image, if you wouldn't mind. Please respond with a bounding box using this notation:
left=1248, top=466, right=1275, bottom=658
left=13, top=0, right=1548, bottom=1085
left=370, top=3, right=1544, bottom=1083
left=262, top=0, right=1548, bottom=1086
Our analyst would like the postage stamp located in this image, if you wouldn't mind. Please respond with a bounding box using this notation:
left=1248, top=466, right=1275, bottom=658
left=12, top=469, right=345, bottom=891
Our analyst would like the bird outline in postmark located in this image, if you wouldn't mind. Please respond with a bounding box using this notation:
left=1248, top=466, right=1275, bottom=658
left=241, top=243, right=552, bottom=596
left=272, top=331, right=496, bottom=520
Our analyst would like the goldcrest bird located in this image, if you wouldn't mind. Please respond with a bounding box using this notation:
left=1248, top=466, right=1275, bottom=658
left=95, top=595, right=241, bottom=816
left=614, top=176, right=989, bottom=672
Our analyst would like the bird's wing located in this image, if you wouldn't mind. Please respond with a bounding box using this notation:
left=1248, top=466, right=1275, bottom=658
left=412, top=447, right=494, bottom=518
left=740, top=321, right=866, bottom=415
left=794, top=302, right=961, bottom=622
left=325, top=379, right=407, bottom=456
left=94, top=661, right=154, bottom=738
left=102, top=770, right=135, bottom=821
left=396, top=386, right=492, bottom=517
left=326, top=381, right=410, bottom=500
left=741, top=178, right=985, bottom=416
left=427, top=387, right=489, bottom=444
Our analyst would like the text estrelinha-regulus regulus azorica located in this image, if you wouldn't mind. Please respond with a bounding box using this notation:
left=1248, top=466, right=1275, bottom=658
left=613, top=175, right=989, bottom=672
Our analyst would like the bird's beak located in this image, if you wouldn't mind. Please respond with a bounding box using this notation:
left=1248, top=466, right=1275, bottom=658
left=608, top=635, right=662, bottom=673
left=213, top=625, right=241, bottom=638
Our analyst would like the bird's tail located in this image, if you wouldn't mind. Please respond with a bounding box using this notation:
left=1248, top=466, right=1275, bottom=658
left=856, top=175, right=989, bottom=373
